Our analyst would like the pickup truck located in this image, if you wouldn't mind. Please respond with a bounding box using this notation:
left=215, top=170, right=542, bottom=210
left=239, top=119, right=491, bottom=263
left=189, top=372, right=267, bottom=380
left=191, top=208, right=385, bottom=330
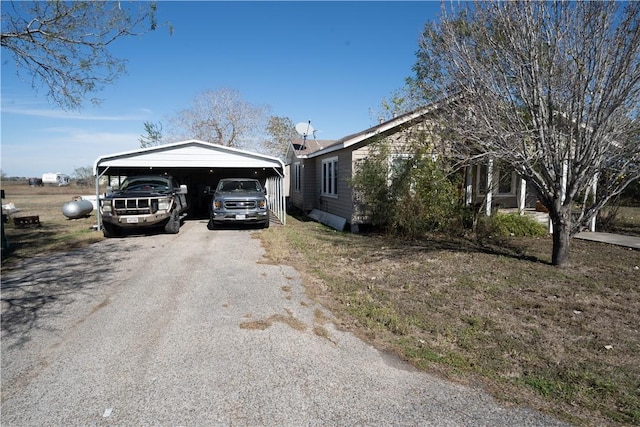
left=209, top=178, right=269, bottom=229
left=100, top=175, right=188, bottom=237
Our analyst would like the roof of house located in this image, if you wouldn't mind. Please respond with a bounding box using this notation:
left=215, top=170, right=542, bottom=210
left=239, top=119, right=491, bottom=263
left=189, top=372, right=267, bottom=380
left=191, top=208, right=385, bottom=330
left=290, top=104, right=441, bottom=160
left=290, top=139, right=340, bottom=156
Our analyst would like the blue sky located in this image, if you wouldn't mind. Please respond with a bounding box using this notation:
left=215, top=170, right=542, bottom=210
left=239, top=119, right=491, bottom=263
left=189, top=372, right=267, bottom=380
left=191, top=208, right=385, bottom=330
left=1, top=1, right=441, bottom=178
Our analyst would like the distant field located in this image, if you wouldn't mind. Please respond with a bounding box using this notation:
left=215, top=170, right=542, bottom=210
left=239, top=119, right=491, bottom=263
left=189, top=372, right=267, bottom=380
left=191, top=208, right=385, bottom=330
left=1, top=182, right=104, bottom=265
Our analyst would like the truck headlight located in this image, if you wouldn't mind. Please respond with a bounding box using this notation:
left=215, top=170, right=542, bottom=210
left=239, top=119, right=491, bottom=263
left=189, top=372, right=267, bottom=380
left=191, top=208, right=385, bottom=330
left=102, top=200, right=112, bottom=213
left=158, top=197, right=171, bottom=211
left=258, top=200, right=267, bottom=209
left=213, top=200, right=222, bottom=210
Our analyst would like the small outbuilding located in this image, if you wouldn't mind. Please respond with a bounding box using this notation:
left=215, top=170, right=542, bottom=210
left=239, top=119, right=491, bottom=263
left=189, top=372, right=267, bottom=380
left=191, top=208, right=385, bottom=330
left=93, top=140, right=286, bottom=228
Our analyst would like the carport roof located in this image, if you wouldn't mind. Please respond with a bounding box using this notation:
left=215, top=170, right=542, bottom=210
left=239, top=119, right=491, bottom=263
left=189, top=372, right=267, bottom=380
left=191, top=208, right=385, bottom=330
left=94, top=139, right=284, bottom=174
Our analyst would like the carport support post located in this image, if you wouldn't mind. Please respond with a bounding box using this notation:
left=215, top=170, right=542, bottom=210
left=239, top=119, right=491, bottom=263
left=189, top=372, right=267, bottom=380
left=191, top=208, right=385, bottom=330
left=94, top=172, right=102, bottom=231
left=94, top=166, right=110, bottom=231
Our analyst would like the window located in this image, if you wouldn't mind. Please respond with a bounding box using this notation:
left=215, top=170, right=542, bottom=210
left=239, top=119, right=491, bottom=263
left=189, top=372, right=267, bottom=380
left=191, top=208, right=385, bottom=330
left=389, top=154, right=411, bottom=179
left=388, top=153, right=413, bottom=189
left=293, top=162, right=301, bottom=192
left=497, top=164, right=515, bottom=194
left=322, top=157, right=338, bottom=196
left=477, top=164, right=488, bottom=194
left=476, top=162, right=515, bottom=195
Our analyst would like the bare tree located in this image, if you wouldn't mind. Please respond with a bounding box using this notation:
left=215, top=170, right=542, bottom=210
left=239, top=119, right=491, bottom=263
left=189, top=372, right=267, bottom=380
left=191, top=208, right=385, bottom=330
left=139, top=121, right=163, bottom=148
left=411, top=0, right=640, bottom=266
left=168, top=88, right=269, bottom=149
left=73, top=166, right=95, bottom=188
left=1, top=1, right=160, bottom=110
left=263, top=116, right=297, bottom=160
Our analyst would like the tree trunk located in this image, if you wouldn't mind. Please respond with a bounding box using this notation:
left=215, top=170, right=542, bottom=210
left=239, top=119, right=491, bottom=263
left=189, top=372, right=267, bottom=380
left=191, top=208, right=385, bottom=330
left=550, top=207, right=572, bottom=267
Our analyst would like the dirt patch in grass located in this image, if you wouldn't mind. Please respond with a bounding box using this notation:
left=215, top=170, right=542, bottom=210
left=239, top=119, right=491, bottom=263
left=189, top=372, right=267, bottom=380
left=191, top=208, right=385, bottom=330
left=259, top=216, right=640, bottom=427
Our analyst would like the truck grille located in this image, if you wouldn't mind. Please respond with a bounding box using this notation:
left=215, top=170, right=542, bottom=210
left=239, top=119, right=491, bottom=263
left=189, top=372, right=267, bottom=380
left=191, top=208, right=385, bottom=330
left=224, top=200, right=257, bottom=210
left=113, top=198, right=158, bottom=215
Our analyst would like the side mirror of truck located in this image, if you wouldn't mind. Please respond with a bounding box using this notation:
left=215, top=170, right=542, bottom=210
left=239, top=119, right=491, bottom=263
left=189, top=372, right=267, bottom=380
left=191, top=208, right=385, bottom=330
left=178, top=184, right=188, bottom=194
left=106, top=186, right=113, bottom=196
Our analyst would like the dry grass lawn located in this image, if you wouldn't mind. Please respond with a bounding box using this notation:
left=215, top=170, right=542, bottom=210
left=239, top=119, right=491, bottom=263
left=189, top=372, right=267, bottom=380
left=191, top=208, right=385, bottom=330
left=1, top=183, right=103, bottom=267
left=259, top=213, right=640, bottom=427
left=3, top=182, right=639, bottom=426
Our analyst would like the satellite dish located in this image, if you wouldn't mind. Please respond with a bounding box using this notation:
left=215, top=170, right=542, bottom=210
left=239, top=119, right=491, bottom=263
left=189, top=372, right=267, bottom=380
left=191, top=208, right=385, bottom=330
left=295, top=121, right=315, bottom=138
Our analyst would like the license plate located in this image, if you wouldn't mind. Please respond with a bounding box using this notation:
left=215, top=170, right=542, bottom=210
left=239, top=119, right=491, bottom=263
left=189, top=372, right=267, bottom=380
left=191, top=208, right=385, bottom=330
left=235, top=214, right=246, bottom=220
left=127, top=217, right=139, bottom=223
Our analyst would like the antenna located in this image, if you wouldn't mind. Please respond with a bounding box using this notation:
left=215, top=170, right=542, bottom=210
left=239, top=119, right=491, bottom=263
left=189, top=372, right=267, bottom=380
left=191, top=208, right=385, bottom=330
left=295, top=121, right=315, bottom=148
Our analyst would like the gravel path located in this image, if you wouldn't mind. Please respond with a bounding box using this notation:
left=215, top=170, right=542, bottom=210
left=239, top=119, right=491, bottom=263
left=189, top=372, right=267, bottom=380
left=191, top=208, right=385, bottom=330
left=1, top=220, right=568, bottom=426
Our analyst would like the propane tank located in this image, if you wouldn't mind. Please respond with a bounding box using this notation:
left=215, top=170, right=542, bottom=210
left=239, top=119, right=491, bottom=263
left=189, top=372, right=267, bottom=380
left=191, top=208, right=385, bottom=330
left=62, top=197, right=93, bottom=219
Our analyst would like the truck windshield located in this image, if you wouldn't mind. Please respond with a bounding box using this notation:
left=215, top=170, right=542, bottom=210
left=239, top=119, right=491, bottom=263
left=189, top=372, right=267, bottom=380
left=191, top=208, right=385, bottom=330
left=218, top=180, right=261, bottom=192
left=120, top=178, right=170, bottom=193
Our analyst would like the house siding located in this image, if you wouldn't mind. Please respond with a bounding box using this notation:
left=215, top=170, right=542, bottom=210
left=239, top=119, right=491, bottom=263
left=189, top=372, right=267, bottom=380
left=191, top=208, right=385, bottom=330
left=288, top=160, right=303, bottom=209
left=302, top=160, right=316, bottom=211
left=287, top=158, right=317, bottom=212
left=288, top=105, right=547, bottom=232
left=350, top=145, right=372, bottom=225
left=314, top=151, right=354, bottom=221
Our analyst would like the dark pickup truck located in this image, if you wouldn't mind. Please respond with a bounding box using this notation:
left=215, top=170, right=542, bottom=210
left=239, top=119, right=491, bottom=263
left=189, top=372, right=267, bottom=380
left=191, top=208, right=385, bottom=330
left=100, top=175, right=188, bottom=237
left=209, top=178, right=269, bottom=229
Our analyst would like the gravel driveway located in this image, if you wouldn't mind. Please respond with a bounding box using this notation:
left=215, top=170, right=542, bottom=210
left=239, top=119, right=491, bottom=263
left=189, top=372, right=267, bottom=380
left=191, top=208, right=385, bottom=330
left=1, top=220, right=568, bottom=426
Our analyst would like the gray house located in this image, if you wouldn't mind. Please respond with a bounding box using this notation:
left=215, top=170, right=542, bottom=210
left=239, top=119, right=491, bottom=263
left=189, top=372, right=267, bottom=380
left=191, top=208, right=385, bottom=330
left=287, top=108, right=541, bottom=232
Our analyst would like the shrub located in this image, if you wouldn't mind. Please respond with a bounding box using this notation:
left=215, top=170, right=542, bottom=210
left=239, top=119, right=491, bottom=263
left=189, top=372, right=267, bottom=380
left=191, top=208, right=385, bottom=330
left=351, top=138, right=465, bottom=238
left=479, top=212, right=548, bottom=237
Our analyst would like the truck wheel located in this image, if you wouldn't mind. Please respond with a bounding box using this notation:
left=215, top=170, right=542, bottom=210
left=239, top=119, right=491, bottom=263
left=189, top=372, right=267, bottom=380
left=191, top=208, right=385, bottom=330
left=165, top=211, right=180, bottom=234
left=102, top=222, right=118, bottom=238
left=207, top=217, right=216, bottom=230
left=263, top=218, right=270, bottom=229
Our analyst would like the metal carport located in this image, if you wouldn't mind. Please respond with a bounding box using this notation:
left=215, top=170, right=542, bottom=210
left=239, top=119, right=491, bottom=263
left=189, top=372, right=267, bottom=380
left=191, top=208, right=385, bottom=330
left=93, top=140, right=286, bottom=230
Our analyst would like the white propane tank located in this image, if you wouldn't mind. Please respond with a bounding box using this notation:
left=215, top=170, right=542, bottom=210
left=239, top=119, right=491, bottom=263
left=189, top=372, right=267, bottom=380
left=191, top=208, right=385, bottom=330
left=62, top=198, right=94, bottom=219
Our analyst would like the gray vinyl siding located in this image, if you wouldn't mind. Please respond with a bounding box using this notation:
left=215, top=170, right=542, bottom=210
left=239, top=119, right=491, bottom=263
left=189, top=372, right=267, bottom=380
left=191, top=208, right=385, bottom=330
left=314, top=150, right=354, bottom=221
left=287, top=154, right=303, bottom=210
left=350, top=145, right=371, bottom=225
left=288, top=158, right=317, bottom=212
left=295, top=115, right=449, bottom=226
left=288, top=168, right=303, bottom=210
left=301, top=160, right=316, bottom=211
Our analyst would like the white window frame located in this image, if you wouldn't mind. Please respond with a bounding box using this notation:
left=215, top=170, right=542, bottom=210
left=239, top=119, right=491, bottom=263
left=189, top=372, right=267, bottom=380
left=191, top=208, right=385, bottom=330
left=321, top=156, right=338, bottom=197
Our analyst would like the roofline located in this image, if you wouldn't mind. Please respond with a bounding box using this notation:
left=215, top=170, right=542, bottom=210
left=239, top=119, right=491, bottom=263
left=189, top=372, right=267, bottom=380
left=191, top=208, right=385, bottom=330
left=94, top=139, right=285, bottom=174
left=296, top=104, right=442, bottom=159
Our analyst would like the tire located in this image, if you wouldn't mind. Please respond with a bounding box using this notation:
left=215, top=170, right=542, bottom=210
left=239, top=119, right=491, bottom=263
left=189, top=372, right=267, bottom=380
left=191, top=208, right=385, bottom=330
left=263, top=218, right=270, bottom=229
left=164, top=211, right=180, bottom=234
left=102, top=222, right=118, bottom=238
left=207, top=217, right=216, bottom=230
